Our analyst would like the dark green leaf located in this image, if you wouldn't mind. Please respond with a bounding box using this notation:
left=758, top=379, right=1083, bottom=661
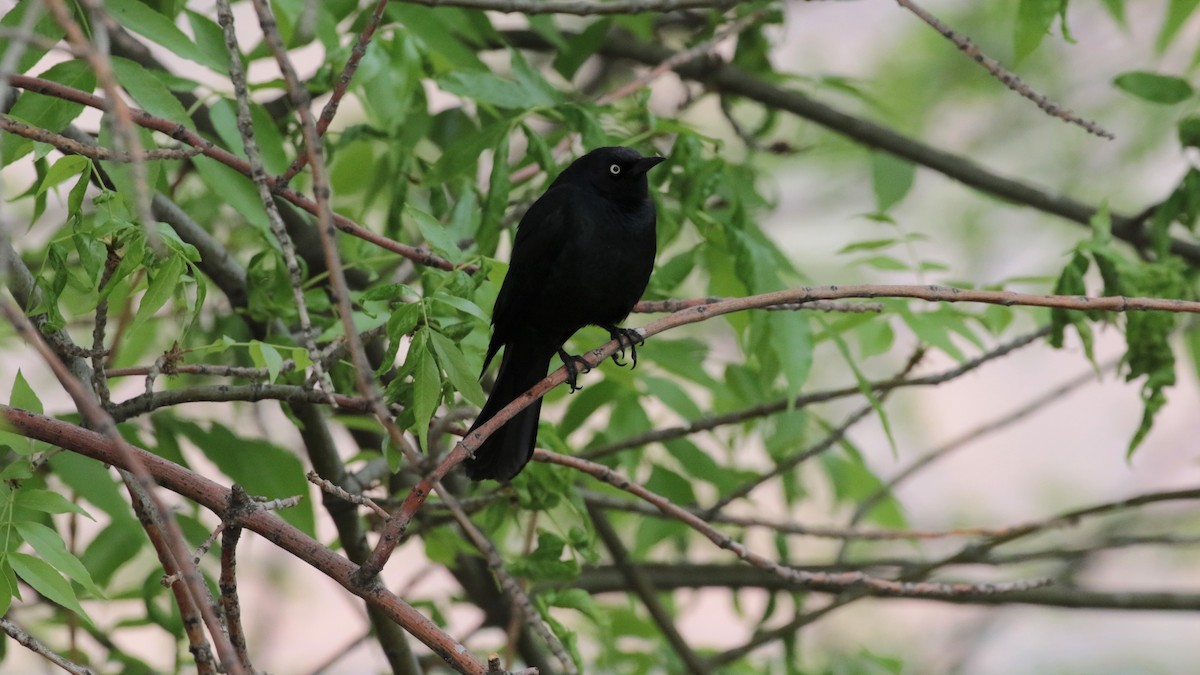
left=1113, top=71, right=1194, bottom=104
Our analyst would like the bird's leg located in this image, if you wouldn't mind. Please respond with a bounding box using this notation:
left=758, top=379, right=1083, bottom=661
left=603, top=325, right=644, bottom=369
left=557, top=348, right=592, bottom=393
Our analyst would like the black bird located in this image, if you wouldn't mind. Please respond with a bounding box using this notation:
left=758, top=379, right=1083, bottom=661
left=464, top=146, right=665, bottom=481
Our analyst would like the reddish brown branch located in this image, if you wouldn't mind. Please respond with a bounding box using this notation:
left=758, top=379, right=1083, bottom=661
left=0, top=405, right=486, bottom=675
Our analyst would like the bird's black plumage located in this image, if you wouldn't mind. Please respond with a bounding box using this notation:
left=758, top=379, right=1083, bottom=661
left=464, top=147, right=664, bottom=481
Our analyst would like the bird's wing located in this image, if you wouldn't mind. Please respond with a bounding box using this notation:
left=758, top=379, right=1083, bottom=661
left=482, top=184, right=579, bottom=372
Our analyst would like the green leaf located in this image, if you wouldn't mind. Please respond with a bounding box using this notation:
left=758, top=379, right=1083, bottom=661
left=111, top=56, right=194, bottom=130
left=768, top=310, right=813, bottom=403
left=185, top=10, right=233, bottom=73
left=3, top=60, right=96, bottom=164
left=430, top=293, right=490, bottom=323
left=15, top=521, right=104, bottom=598
left=248, top=340, right=285, bottom=382
left=438, top=51, right=559, bottom=110
left=407, top=205, right=461, bottom=263
left=1158, top=0, right=1200, bottom=52
left=0, top=2, right=63, bottom=74
left=644, top=466, right=696, bottom=505
left=428, top=329, right=487, bottom=407
left=429, top=117, right=512, bottom=184
left=192, top=156, right=269, bottom=230
left=1100, top=0, right=1127, bottom=28
left=902, top=309, right=965, bottom=362
left=1014, top=0, right=1065, bottom=62
left=509, top=532, right=579, bottom=582
left=105, top=0, right=226, bottom=71
left=14, top=489, right=93, bottom=519
left=178, top=422, right=315, bottom=536
left=1113, top=71, right=1194, bottom=104
left=410, top=331, right=442, bottom=451
left=856, top=254, right=910, bottom=271
left=11, top=370, right=43, bottom=415
left=870, top=152, right=915, bottom=212
left=838, top=238, right=897, bottom=254
left=1178, top=115, right=1200, bottom=149
left=857, top=317, right=894, bottom=359
left=10, top=552, right=91, bottom=622
left=36, top=156, right=90, bottom=198
left=130, top=255, right=185, bottom=332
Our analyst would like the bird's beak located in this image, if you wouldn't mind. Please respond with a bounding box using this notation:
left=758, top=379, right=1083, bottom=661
left=632, top=156, right=666, bottom=175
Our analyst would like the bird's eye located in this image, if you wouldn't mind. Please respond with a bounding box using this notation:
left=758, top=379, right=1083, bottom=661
left=609, top=164, right=621, bottom=175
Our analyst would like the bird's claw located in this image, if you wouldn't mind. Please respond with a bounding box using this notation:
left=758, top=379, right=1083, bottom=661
left=606, top=326, right=644, bottom=370
left=558, top=349, right=592, bottom=393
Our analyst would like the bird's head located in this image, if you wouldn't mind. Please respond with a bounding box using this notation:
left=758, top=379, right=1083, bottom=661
left=555, top=146, right=665, bottom=202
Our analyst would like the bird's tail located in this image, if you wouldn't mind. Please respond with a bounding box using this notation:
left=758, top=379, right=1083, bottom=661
left=464, top=338, right=555, bottom=481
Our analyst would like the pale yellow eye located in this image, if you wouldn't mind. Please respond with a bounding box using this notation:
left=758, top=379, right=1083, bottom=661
left=609, top=164, right=621, bottom=175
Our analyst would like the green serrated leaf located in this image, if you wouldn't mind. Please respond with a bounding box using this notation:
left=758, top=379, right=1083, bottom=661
left=15, top=522, right=104, bottom=598
left=10, top=552, right=91, bottom=622
left=248, top=340, right=285, bottom=382
left=130, top=255, right=184, bottom=332
left=105, top=0, right=225, bottom=71
left=111, top=56, right=194, bottom=130
left=428, top=329, right=487, bottom=407
left=11, top=370, right=43, bottom=416
left=36, top=156, right=89, bottom=198
left=410, top=331, right=441, bottom=450
left=14, top=489, right=93, bottom=519
left=407, top=205, right=462, bottom=263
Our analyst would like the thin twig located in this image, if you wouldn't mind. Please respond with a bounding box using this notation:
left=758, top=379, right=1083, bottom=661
left=583, top=326, right=1051, bottom=461
left=216, top=0, right=336, bottom=404
left=539, top=449, right=1052, bottom=598
left=400, top=0, right=740, bottom=15
left=849, top=361, right=1113, bottom=525
left=706, top=347, right=925, bottom=514
left=0, top=617, right=97, bottom=675
left=0, top=116, right=200, bottom=160
left=307, top=470, right=391, bottom=520
left=894, top=0, right=1114, bottom=139
left=277, top=0, right=390, bottom=185
left=588, top=504, right=712, bottom=675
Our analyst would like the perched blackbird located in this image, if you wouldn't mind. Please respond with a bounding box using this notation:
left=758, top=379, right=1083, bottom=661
left=464, top=147, right=664, bottom=481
